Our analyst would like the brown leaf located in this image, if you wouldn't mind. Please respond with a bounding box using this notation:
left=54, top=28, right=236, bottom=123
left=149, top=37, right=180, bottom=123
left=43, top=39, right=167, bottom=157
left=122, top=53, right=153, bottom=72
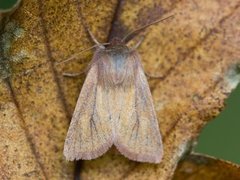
left=0, top=83, right=45, bottom=179
left=173, top=153, right=240, bottom=180
left=0, top=0, right=239, bottom=179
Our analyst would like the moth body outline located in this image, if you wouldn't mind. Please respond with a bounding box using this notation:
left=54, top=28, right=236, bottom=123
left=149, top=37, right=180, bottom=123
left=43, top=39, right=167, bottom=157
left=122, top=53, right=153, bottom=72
left=64, top=15, right=174, bottom=163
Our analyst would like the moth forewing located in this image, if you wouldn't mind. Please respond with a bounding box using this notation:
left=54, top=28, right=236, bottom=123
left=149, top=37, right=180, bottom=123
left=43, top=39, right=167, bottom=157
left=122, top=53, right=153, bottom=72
left=114, top=51, right=163, bottom=163
left=63, top=50, right=114, bottom=161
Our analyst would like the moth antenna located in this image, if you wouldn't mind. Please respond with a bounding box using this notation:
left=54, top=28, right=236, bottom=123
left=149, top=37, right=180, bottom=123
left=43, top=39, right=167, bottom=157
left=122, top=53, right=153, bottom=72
left=55, top=42, right=110, bottom=65
left=77, top=4, right=102, bottom=46
left=122, top=14, right=174, bottom=43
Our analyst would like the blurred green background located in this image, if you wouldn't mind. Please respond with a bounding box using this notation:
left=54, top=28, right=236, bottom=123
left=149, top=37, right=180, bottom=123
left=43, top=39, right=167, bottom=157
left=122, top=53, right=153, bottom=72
left=0, top=0, right=18, bottom=9
left=1, top=0, right=239, bottom=165
left=195, top=84, right=240, bottom=164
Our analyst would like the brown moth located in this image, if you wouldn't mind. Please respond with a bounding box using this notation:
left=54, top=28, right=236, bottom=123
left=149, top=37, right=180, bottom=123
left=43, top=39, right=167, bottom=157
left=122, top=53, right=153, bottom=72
left=63, top=15, right=173, bottom=163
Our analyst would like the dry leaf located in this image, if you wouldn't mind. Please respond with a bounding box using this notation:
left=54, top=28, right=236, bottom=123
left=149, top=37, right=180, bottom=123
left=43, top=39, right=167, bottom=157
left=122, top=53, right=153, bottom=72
left=0, top=0, right=239, bottom=179
left=173, top=153, right=240, bottom=180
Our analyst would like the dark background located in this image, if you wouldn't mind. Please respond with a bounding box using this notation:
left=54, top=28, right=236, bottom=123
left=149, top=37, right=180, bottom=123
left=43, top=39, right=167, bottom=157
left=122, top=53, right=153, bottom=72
left=1, top=0, right=240, bottom=165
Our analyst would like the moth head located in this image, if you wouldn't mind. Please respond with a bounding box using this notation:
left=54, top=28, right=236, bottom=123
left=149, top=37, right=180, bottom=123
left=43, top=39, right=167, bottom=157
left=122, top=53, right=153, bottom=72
left=104, top=37, right=129, bottom=53
left=70, top=15, right=174, bottom=59
left=109, top=37, right=124, bottom=46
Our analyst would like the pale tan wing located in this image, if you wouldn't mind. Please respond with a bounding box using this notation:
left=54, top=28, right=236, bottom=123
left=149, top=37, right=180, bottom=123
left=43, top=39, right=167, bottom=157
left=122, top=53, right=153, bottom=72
left=64, top=64, right=113, bottom=160
left=114, top=62, right=163, bottom=163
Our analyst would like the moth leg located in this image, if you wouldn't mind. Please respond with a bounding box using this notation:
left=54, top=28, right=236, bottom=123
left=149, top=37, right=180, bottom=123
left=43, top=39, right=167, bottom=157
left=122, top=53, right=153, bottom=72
left=63, top=71, right=85, bottom=77
left=131, top=36, right=163, bottom=80
left=145, top=72, right=164, bottom=79
left=130, top=36, right=145, bottom=50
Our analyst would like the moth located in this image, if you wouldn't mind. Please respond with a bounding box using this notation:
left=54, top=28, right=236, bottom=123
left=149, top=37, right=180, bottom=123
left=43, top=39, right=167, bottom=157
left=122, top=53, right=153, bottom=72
left=64, top=15, right=173, bottom=163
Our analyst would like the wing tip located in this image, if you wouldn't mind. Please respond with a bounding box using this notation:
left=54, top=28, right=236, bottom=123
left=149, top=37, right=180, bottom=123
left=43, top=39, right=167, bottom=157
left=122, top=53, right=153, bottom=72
left=114, top=141, right=163, bottom=164
left=63, top=138, right=113, bottom=161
